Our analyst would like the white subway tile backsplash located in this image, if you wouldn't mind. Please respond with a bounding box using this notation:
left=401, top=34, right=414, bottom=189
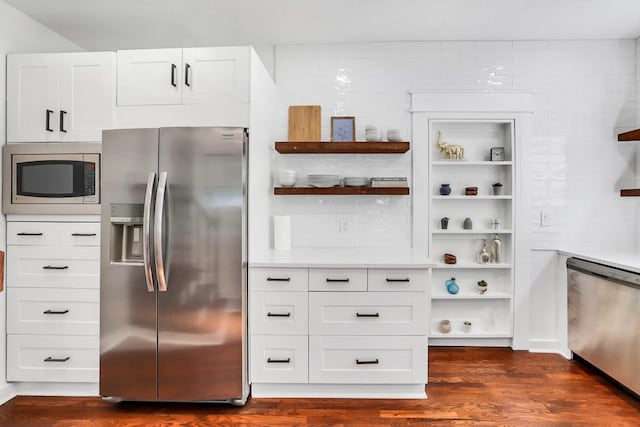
left=274, top=39, right=637, bottom=250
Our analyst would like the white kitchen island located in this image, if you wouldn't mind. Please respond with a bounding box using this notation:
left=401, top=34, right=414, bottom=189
left=249, top=248, right=434, bottom=399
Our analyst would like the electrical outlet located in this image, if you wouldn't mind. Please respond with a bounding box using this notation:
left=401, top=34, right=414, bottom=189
left=339, top=218, right=349, bottom=234
left=540, top=211, right=551, bottom=227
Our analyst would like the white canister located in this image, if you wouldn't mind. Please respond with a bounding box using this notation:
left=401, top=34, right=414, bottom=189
left=273, top=216, right=291, bottom=250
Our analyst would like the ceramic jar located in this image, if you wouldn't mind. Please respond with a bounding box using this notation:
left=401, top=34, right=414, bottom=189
left=439, top=184, right=452, bottom=195
left=439, top=319, right=452, bottom=334
left=441, top=217, right=449, bottom=229
left=463, top=217, right=473, bottom=230
left=446, top=277, right=459, bottom=294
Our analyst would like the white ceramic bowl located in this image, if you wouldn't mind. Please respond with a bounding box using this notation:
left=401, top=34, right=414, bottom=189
left=278, top=176, right=296, bottom=187
left=366, top=131, right=382, bottom=142
left=387, top=129, right=402, bottom=142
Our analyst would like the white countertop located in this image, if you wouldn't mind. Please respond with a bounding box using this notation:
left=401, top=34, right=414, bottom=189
left=250, top=248, right=434, bottom=268
left=557, top=249, right=640, bottom=274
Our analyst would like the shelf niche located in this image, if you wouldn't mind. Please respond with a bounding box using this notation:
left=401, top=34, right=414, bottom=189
left=274, top=187, right=410, bottom=196
left=275, top=141, right=409, bottom=154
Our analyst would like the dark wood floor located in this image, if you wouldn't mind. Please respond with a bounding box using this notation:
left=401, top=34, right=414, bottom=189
left=1, top=347, right=638, bottom=426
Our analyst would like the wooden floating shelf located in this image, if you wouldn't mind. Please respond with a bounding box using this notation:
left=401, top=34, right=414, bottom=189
left=275, top=141, right=410, bottom=154
left=274, top=186, right=410, bottom=196
left=620, top=189, right=640, bottom=197
left=617, top=129, right=640, bottom=142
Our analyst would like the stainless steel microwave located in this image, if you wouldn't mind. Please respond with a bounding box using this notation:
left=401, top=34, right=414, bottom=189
left=3, top=143, right=101, bottom=214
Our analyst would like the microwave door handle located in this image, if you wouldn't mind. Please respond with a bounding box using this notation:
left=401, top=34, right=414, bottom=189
left=154, top=171, right=168, bottom=292
left=142, top=172, right=156, bottom=293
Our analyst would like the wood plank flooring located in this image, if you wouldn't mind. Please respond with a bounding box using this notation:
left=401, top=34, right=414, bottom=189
left=0, top=347, right=638, bottom=426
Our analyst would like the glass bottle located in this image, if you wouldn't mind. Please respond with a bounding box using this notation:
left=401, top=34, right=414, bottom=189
left=479, top=239, right=490, bottom=264
left=446, top=277, right=459, bottom=294
left=491, top=234, right=502, bottom=264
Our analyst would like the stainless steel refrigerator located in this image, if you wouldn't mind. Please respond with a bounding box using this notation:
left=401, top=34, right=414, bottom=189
left=100, top=127, right=248, bottom=404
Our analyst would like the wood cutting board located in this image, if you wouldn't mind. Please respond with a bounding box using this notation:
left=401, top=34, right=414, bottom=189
left=288, top=106, right=321, bottom=141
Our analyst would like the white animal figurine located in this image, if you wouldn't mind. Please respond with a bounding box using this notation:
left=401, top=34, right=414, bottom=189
left=435, top=131, right=464, bottom=160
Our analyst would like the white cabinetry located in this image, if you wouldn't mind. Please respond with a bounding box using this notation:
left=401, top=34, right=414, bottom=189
left=116, top=47, right=249, bottom=106
left=7, top=52, right=115, bottom=142
left=428, top=119, right=515, bottom=345
left=6, top=220, right=100, bottom=383
left=249, top=266, right=428, bottom=398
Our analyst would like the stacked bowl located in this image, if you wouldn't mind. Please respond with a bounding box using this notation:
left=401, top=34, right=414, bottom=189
left=278, top=169, right=296, bottom=187
left=386, top=129, right=402, bottom=142
left=344, top=177, right=368, bottom=187
left=365, top=125, right=381, bottom=142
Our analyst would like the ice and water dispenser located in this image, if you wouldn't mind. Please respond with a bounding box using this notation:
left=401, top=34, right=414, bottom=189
left=110, top=203, right=144, bottom=263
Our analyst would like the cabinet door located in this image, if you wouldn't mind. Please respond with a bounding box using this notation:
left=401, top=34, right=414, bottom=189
left=58, top=52, right=115, bottom=141
left=6, top=54, right=59, bottom=142
left=117, top=48, right=182, bottom=105
left=182, top=47, right=249, bottom=104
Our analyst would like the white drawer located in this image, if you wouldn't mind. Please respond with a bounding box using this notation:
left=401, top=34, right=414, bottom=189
left=309, top=335, right=426, bottom=384
left=250, top=335, right=308, bottom=383
left=250, top=292, right=308, bottom=335
left=309, top=268, right=367, bottom=292
left=7, top=334, right=99, bottom=382
left=249, top=268, right=308, bottom=291
left=309, top=292, right=426, bottom=335
left=7, top=246, right=100, bottom=289
left=8, top=222, right=100, bottom=247
left=367, top=269, right=428, bottom=292
left=7, top=288, right=99, bottom=335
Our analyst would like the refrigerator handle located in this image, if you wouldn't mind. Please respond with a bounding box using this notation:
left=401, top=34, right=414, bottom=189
left=143, top=172, right=156, bottom=293
left=154, top=171, right=169, bottom=292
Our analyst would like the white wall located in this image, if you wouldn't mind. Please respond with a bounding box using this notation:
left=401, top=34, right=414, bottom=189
left=0, top=0, right=82, bottom=399
left=273, top=40, right=637, bottom=252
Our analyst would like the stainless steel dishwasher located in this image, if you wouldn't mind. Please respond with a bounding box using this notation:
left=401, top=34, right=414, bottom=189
left=567, top=257, right=640, bottom=396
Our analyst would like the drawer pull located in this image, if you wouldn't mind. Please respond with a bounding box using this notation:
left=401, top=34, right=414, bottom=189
left=44, top=356, right=70, bottom=363
left=267, top=357, right=291, bottom=364
left=356, top=312, right=380, bottom=318
left=71, top=233, right=97, bottom=237
left=43, top=309, right=69, bottom=315
left=386, top=278, right=410, bottom=282
left=267, top=312, right=291, bottom=317
left=356, top=359, right=379, bottom=365
left=326, top=278, right=350, bottom=283
left=266, top=277, right=291, bottom=282
left=17, top=232, right=43, bottom=236
left=43, top=265, right=69, bottom=270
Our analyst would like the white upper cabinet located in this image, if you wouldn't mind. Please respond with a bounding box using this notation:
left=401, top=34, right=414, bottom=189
left=116, top=48, right=183, bottom=106
left=117, top=47, right=249, bottom=106
left=7, top=52, right=116, bottom=142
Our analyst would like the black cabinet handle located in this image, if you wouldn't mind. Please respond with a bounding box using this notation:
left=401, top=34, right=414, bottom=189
left=266, top=277, right=290, bottom=282
left=171, top=63, right=177, bottom=87
left=17, top=232, right=43, bottom=236
left=43, top=309, right=69, bottom=315
left=386, top=278, right=410, bottom=282
left=267, top=312, right=291, bottom=317
left=267, top=358, right=291, bottom=364
left=44, top=356, right=70, bottom=363
left=71, top=233, right=97, bottom=237
left=185, top=63, right=191, bottom=87
left=326, top=278, right=350, bottom=283
left=356, top=359, right=379, bottom=365
left=356, top=312, right=380, bottom=318
left=59, top=110, right=67, bottom=132
left=43, top=265, right=69, bottom=270
left=45, top=109, right=54, bottom=132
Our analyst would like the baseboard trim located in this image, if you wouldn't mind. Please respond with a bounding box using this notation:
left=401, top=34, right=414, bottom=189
left=0, top=383, right=17, bottom=405
left=251, top=383, right=427, bottom=399
left=529, top=339, right=572, bottom=359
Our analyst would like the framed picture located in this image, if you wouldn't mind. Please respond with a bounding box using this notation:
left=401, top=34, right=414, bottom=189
left=490, top=147, right=505, bottom=161
left=331, top=116, right=355, bottom=142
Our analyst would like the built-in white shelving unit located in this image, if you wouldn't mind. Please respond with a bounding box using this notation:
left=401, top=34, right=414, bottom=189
left=428, top=119, right=515, bottom=345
